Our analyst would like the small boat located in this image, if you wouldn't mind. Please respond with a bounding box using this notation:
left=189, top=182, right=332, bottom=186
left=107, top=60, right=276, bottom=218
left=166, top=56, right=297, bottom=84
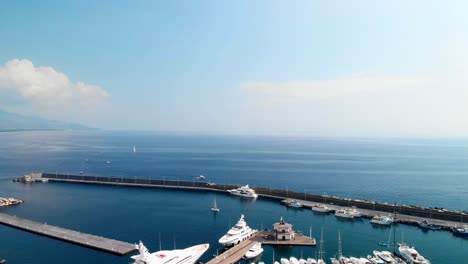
left=244, top=243, right=264, bottom=259
left=211, top=198, right=220, bottom=212
left=378, top=242, right=387, bottom=247
left=133, top=145, right=136, bottom=153
left=452, top=225, right=468, bottom=237
left=370, top=215, right=394, bottom=226
left=281, top=258, right=290, bottom=264
left=105, top=160, right=111, bottom=164
left=367, top=255, right=385, bottom=264
left=312, top=204, right=331, bottom=213
left=398, top=243, right=431, bottom=264
left=287, top=200, right=303, bottom=208
left=79, top=171, right=84, bottom=175
left=335, top=208, right=361, bottom=219
left=418, top=220, right=441, bottom=230
left=373, top=250, right=395, bottom=263
left=198, top=175, right=206, bottom=179
left=289, top=257, right=300, bottom=264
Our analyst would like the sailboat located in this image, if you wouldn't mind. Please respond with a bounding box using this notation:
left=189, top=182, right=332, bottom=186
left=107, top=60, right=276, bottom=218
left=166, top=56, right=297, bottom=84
left=133, top=145, right=136, bottom=153
left=211, top=198, right=220, bottom=212
left=317, top=228, right=326, bottom=264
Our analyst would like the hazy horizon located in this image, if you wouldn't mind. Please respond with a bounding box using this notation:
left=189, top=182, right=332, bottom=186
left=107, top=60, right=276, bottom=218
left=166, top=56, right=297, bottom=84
left=1, top=1, right=468, bottom=137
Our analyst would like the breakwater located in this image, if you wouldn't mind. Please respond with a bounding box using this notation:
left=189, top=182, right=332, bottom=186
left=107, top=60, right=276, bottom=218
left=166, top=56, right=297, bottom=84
left=28, top=173, right=467, bottom=224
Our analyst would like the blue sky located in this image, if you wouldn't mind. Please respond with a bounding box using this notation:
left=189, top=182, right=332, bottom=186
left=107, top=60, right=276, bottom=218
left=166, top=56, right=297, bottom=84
left=1, top=1, right=468, bottom=137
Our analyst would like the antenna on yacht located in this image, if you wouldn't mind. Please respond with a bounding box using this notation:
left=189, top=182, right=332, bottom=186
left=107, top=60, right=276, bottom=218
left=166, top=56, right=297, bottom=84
left=173, top=234, right=176, bottom=249
left=309, top=226, right=312, bottom=239
left=272, top=248, right=275, bottom=263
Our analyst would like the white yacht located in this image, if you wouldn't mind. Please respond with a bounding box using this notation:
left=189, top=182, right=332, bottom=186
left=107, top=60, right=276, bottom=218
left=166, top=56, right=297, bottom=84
left=218, top=214, right=258, bottom=247
left=312, top=204, right=331, bottom=213
left=370, top=215, right=394, bottom=225
left=281, top=258, right=290, bottom=264
left=335, top=208, right=361, bottom=219
left=307, top=258, right=318, bottom=264
left=367, top=255, right=385, bottom=264
left=289, top=257, right=300, bottom=264
left=372, top=251, right=395, bottom=264
left=244, top=243, right=264, bottom=259
left=131, top=241, right=209, bottom=264
left=398, top=243, right=431, bottom=264
left=227, top=185, right=258, bottom=198
left=299, top=259, right=307, bottom=264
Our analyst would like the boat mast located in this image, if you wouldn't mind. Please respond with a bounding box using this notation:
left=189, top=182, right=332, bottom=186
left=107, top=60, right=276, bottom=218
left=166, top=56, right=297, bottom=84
left=159, top=232, right=162, bottom=251
left=338, top=230, right=342, bottom=259
left=393, top=202, right=396, bottom=255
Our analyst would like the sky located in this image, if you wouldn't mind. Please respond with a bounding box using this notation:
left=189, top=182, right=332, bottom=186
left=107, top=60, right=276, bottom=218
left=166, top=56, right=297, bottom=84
left=1, top=1, right=468, bottom=137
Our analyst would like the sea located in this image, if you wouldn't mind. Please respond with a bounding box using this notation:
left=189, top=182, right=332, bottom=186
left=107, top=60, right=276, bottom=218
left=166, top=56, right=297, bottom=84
left=0, top=131, right=467, bottom=264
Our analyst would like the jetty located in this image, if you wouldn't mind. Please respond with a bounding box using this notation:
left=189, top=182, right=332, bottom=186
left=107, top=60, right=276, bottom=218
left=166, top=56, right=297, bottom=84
left=0, top=213, right=136, bottom=255
left=207, top=231, right=315, bottom=264
left=17, top=173, right=467, bottom=229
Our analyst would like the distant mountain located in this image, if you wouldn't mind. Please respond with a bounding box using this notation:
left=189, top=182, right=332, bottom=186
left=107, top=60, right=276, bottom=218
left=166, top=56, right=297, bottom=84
left=0, top=110, right=95, bottom=131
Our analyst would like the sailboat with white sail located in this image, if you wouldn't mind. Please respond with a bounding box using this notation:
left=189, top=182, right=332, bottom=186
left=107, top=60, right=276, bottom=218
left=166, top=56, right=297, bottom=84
left=211, top=198, right=220, bottom=212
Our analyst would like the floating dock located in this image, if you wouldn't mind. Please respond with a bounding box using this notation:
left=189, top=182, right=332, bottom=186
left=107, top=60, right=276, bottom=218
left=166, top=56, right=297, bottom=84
left=0, top=213, right=136, bottom=255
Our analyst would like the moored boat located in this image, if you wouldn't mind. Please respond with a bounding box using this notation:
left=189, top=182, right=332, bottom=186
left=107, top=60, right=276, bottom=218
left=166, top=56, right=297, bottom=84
left=312, top=204, right=331, bottom=213
left=227, top=185, right=258, bottom=198
left=287, top=200, right=303, bottom=208
left=131, top=241, right=209, bottom=264
left=244, top=242, right=264, bottom=259
left=218, top=214, right=257, bottom=247
left=452, top=225, right=468, bottom=237
left=335, top=208, right=361, bottom=219
left=418, top=220, right=441, bottom=230
left=398, top=243, right=431, bottom=264
left=370, top=215, right=394, bottom=226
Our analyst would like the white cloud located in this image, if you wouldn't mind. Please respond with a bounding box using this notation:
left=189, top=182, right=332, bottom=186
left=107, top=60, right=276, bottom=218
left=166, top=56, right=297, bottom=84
left=239, top=73, right=468, bottom=137
left=242, top=74, right=426, bottom=104
left=0, top=59, right=109, bottom=105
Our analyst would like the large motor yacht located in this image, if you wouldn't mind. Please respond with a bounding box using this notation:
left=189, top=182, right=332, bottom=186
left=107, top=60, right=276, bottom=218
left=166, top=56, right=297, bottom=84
left=227, top=185, right=258, bottom=198
left=218, top=214, right=258, bottom=247
left=131, top=241, right=209, bottom=264
left=398, top=243, right=431, bottom=264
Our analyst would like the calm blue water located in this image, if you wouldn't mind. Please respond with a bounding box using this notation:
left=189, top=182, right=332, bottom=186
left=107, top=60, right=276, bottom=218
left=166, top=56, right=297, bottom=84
left=0, top=131, right=467, bottom=263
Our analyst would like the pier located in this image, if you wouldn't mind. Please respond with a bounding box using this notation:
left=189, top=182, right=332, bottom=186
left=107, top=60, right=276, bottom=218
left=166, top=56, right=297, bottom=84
left=0, top=213, right=136, bottom=255
left=207, top=231, right=315, bottom=264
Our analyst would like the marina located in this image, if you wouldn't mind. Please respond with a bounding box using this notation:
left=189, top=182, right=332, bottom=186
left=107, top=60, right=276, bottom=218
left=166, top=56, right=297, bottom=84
left=0, top=213, right=136, bottom=255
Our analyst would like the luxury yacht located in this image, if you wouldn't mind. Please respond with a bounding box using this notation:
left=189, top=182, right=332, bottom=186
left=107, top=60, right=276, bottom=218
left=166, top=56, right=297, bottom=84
left=312, top=204, right=331, bottom=213
left=307, top=258, right=318, bottom=264
left=370, top=215, right=394, bottom=225
left=227, top=185, right=258, bottom=198
left=244, top=243, right=264, bottom=259
left=218, top=214, right=257, bottom=247
left=281, top=258, right=290, bottom=264
left=131, top=241, right=209, bottom=264
left=289, top=257, right=300, bottom=264
left=372, top=251, right=395, bottom=263
left=335, top=208, right=361, bottom=219
left=398, top=243, right=431, bottom=264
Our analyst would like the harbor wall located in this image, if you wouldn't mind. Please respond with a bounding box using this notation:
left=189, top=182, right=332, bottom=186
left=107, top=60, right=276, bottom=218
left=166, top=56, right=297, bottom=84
left=40, top=173, right=467, bottom=224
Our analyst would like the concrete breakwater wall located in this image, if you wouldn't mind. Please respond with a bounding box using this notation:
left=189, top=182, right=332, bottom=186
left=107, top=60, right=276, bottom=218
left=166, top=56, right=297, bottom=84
left=38, top=173, right=467, bottom=224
